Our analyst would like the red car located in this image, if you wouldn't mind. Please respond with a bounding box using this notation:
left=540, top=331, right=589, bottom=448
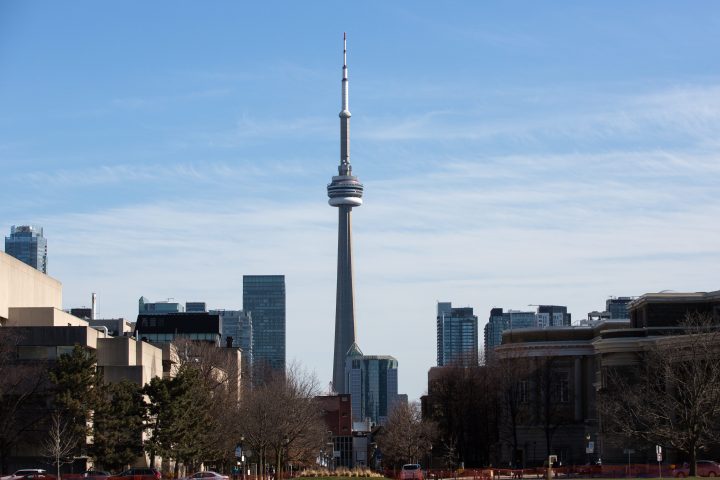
left=400, top=465, right=423, bottom=480
left=110, top=469, right=161, bottom=480
left=673, top=461, right=720, bottom=477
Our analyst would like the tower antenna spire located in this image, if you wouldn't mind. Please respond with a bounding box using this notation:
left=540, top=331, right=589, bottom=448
left=339, top=32, right=351, bottom=173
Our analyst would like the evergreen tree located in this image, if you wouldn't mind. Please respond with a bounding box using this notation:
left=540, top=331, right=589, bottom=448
left=91, top=380, right=146, bottom=471
left=144, top=366, right=216, bottom=474
left=48, top=345, right=102, bottom=456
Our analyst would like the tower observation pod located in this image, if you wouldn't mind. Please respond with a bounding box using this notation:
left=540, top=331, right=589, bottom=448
left=328, top=33, right=364, bottom=394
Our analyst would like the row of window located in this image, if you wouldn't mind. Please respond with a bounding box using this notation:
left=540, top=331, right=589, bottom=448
left=516, top=373, right=570, bottom=404
left=139, top=332, right=220, bottom=342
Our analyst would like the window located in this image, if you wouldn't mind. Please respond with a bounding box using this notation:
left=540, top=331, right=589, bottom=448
left=556, top=372, right=570, bottom=403
left=518, top=380, right=528, bottom=404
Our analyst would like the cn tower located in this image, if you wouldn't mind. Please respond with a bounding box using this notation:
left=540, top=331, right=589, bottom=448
left=328, top=33, right=364, bottom=394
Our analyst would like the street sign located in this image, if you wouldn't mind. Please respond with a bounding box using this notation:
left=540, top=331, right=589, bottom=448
left=333, top=450, right=341, bottom=458
left=623, top=449, right=635, bottom=454
left=656, top=445, right=663, bottom=462
left=586, top=442, right=595, bottom=454
left=235, top=446, right=243, bottom=458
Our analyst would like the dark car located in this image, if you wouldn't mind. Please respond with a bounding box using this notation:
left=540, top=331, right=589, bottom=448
left=673, top=461, right=720, bottom=477
left=110, top=468, right=161, bottom=480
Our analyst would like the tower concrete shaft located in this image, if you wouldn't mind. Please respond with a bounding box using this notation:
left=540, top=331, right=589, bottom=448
left=333, top=205, right=356, bottom=392
left=328, top=33, right=363, bottom=393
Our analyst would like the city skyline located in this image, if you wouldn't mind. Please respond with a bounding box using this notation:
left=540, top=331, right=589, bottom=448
left=2, top=1, right=719, bottom=400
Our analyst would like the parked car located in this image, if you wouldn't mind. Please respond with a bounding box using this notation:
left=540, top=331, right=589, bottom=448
left=109, top=468, right=161, bottom=480
left=18, top=474, right=56, bottom=480
left=64, top=470, right=110, bottom=480
left=1, top=470, right=47, bottom=480
left=400, top=464, right=423, bottom=480
left=183, top=472, right=229, bottom=480
left=673, top=460, right=720, bottom=477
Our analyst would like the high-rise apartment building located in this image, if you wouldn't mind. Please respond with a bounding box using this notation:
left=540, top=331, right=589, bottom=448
left=186, top=302, right=207, bottom=313
left=211, top=309, right=253, bottom=372
left=345, top=343, right=398, bottom=425
left=5, top=225, right=47, bottom=273
left=436, top=302, right=479, bottom=366
left=484, top=308, right=537, bottom=354
left=243, top=275, right=285, bottom=378
left=606, top=297, right=632, bottom=319
left=328, top=34, right=364, bottom=393
left=537, top=305, right=571, bottom=328
left=484, top=305, right=572, bottom=354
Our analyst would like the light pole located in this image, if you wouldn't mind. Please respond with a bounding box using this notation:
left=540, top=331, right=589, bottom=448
left=585, top=434, right=591, bottom=465
left=284, top=437, right=290, bottom=479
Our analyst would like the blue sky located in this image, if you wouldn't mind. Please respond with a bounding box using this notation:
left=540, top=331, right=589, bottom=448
left=2, top=1, right=720, bottom=400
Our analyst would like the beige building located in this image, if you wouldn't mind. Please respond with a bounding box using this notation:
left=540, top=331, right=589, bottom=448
left=0, top=251, right=163, bottom=471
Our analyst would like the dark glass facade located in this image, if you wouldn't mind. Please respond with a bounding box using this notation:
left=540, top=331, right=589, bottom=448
left=437, top=302, right=479, bottom=366
left=5, top=225, right=47, bottom=273
left=243, top=275, right=285, bottom=380
left=606, top=297, right=632, bottom=319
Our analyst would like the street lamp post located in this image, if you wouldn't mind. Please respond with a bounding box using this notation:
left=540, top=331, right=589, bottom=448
left=284, top=437, right=290, bottom=480
left=585, top=434, right=591, bottom=465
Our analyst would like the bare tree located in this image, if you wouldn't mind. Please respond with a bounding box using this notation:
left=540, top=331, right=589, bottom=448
left=43, top=412, right=79, bottom=479
left=599, top=313, right=720, bottom=475
left=376, top=401, right=435, bottom=469
left=491, top=355, right=534, bottom=467
left=239, top=364, right=326, bottom=479
left=425, top=365, right=498, bottom=467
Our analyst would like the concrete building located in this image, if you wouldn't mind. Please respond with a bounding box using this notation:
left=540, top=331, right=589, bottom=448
left=483, top=289, right=720, bottom=467
left=5, top=225, right=47, bottom=274
left=0, top=251, right=163, bottom=471
left=344, top=343, right=399, bottom=425
left=243, top=275, right=285, bottom=378
left=328, top=34, right=364, bottom=394
left=436, top=302, right=478, bottom=366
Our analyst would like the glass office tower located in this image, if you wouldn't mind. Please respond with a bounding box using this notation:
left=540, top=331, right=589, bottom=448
left=436, top=302, right=479, bottom=367
left=243, top=275, right=285, bottom=380
left=5, top=225, right=47, bottom=273
left=345, top=343, right=399, bottom=425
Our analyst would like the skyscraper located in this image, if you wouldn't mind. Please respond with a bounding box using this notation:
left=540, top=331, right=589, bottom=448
left=484, top=308, right=538, bottom=354
left=606, top=297, right=632, bottom=319
left=536, top=305, right=571, bottom=327
left=5, top=225, right=47, bottom=273
left=328, top=34, right=364, bottom=393
left=243, top=275, right=285, bottom=379
left=436, top=302, right=479, bottom=367
left=211, top=308, right=253, bottom=375
left=344, top=343, right=398, bottom=425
